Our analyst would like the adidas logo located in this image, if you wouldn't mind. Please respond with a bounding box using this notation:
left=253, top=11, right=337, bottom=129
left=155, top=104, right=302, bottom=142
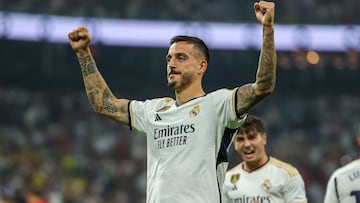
left=155, top=114, right=162, bottom=121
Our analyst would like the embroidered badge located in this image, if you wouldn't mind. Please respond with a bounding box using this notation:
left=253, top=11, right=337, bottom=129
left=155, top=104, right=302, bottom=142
left=261, top=179, right=272, bottom=191
left=189, top=105, right=200, bottom=117
left=230, top=174, right=240, bottom=184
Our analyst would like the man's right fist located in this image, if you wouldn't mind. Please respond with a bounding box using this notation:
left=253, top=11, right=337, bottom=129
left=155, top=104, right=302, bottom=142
left=68, top=26, right=89, bottom=41
left=68, top=26, right=92, bottom=54
left=68, top=31, right=81, bottom=41
left=254, top=1, right=275, bottom=27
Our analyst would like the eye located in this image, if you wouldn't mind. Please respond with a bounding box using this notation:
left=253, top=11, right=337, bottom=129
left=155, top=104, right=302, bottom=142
left=176, top=53, right=188, bottom=61
left=236, top=137, right=244, bottom=142
left=177, top=56, right=186, bottom=61
left=247, top=134, right=257, bottom=140
left=166, top=56, right=171, bottom=63
left=180, top=55, right=186, bottom=59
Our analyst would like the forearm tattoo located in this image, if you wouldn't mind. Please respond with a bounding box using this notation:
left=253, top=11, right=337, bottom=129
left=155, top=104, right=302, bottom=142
left=78, top=55, right=126, bottom=116
left=79, top=55, right=97, bottom=77
left=236, top=28, right=276, bottom=115
left=79, top=55, right=99, bottom=107
left=257, top=27, right=276, bottom=92
left=88, top=88, right=97, bottom=107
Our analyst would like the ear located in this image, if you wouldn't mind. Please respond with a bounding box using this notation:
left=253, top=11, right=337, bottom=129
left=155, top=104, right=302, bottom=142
left=198, top=60, right=208, bottom=74
left=263, top=133, right=268, bottom=145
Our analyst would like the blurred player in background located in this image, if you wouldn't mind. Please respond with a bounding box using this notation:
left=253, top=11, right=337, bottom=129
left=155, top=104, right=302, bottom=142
left=68, top=1, right=276, bottom=202
left=222, top=115, right=307, bottom=203
left=324, top=135, right=360, bottom=203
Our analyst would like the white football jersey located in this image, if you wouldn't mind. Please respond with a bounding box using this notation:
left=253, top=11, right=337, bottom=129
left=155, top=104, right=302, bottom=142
left=130, top=88, right=246, bottom=203
left=222, top=157, right=307, bottom=203
left=324, top=159, right=360, bottom=203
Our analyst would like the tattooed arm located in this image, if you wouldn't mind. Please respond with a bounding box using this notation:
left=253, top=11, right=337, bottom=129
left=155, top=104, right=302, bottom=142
left=236, top=1, right=276, bottom=116
left=68, top=27, right=130, bottom=125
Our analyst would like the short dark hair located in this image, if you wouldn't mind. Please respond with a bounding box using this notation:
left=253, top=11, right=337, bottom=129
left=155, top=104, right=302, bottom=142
left=237, top=115, right=265, bottom=134
left=170, top=35, right=210, bottom=63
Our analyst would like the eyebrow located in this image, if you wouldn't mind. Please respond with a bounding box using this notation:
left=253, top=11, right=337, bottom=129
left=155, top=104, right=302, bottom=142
left=166, top=52, right=188, bottom=60
left=236, top=132, right=258, bottom=139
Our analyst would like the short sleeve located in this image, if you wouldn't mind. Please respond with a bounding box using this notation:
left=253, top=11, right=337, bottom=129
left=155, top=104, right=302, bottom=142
left=324, top=175, right=338, bottom=203
left=209, top=88, right=246, bottom=129
left=129, top=100, right=149, bottom=135
left=283, top=172, right=308, bottom=203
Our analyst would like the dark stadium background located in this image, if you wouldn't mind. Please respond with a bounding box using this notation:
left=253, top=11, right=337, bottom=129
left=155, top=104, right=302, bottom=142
left=0, top=0, right=359, bottom=202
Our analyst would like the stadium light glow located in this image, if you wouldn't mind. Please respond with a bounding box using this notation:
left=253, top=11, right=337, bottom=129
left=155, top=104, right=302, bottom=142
left=0, top=11, right=359, bottom=51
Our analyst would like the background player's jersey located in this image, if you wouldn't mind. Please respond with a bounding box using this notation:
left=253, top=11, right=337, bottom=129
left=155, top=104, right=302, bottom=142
left=324, top=159, right=360, bottom=203
left=222, top=157, right=307, bottom=203
left=130, top=88, right=245, bottom=203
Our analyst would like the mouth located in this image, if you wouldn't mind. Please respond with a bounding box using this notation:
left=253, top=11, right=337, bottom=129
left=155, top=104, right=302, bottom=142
left=168, top=71, right=180, bottom=78
left=242, top=149, right=255, bottom=159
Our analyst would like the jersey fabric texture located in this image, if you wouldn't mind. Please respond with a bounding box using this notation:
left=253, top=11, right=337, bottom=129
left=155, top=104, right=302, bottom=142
left=222, top=157, right=307, bottom=203
left=129, top=88, right=246, bottom=203
left=324, top=159, right=360, bottom=203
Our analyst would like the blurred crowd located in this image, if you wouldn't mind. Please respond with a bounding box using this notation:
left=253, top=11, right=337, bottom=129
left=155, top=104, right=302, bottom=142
left=0, top=89, right=147, bottom=203
left=0, top=0, right=359, bottom=24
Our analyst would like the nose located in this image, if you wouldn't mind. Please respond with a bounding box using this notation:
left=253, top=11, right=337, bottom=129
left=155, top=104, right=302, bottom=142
left=243, top=138, right=251, bottom=147
left=167, top=58, right=176, bottom=69
left=167, top=63, right=177, bottom=76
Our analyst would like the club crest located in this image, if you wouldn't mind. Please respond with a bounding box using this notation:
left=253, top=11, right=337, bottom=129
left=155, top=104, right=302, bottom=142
left=230, top=174, right=240, bottom=183
left=189, top=105, right=200, bottom=117
left=261, top=179, right=272, bottom=191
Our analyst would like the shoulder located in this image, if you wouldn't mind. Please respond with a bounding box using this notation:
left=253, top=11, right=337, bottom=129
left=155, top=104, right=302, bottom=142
left=206, top=88, right=238, bottom=107
left=225, top=163, right=243, bottom=183
left=268, top=157, right=300, bottom=178
left=331, top=159, right=360, bottom=177
left=227, top=163, right=243, bottom=174
left=132, top=97, right=175, bottom=107
left=208, top=88, right=237, bottom=96
left=148, top=97, right=174, bottom=103
left=151, top=97, right=175, bottom=105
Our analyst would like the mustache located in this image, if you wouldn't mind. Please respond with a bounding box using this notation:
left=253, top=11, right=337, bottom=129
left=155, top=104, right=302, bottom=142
left=169, top=70, right=180, bottom=75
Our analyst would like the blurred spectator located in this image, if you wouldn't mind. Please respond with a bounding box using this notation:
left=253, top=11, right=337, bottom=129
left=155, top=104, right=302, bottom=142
left=25, top=189, right=48, bottom=203
left=0, top=0, right=359, bottom=24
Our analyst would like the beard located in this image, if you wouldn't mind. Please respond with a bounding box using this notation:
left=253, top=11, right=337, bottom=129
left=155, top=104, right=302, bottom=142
left=167, top=72, right=194, bottom=91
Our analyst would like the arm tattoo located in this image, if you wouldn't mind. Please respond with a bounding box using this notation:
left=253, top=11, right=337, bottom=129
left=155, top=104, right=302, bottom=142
left=118, top=102, right=128, bottom=114
left=101, top=88, right=129, bottom=119
left=88, top=91, right=96, bottom=107
left=102, top=89, right=118, bottom=113
left=78, top=54, right=129, bottom=124
left=237, top=84, right=258, bottom=115
left=256, top=28, right=276, bottom=94
left=79, top=55, right=97, bottom=77
left=78, top=55, right=107, bottom=110
left=236, top=28, right=276, bottom=115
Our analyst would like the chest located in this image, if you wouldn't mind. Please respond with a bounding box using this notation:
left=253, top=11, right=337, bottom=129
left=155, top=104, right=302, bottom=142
left=147, top=102, right=221, bottom=155
left=225, top=171, right=287, bottom=202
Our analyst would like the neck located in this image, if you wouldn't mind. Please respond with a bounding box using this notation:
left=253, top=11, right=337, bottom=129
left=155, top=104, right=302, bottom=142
left=244, top=155, right=269, bottom=172
left=175, top=83, right=205, bottom=105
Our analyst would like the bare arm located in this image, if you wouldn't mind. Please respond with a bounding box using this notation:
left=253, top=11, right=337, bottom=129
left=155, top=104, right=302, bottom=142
left=68, top=27, right=130, bottom=125
left=236, top=1, right=276, bottom=116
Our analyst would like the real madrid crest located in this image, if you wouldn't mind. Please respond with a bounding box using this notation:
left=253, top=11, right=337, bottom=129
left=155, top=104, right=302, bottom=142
left=189, top=105, right=200, bottom=117
left=230, top=174, right=240, bottom=184
left=261, top=179, right=272, bottom=191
